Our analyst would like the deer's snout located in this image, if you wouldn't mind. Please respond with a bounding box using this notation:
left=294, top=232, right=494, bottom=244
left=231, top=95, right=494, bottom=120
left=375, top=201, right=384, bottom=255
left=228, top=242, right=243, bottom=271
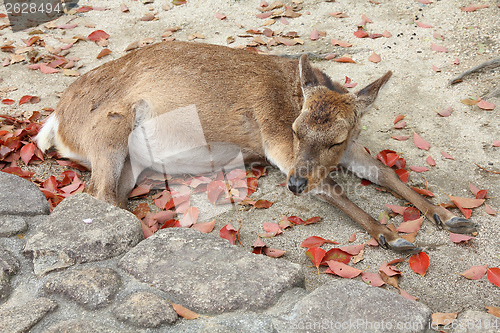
left=288, top=175, right=308, bottom=194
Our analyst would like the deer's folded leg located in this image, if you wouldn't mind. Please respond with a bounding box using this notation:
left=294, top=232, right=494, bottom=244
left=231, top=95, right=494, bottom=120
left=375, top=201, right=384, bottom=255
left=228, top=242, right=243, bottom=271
left=312, top=177, right=421, bottom=253
left=341, top=141, right=478, bottom=235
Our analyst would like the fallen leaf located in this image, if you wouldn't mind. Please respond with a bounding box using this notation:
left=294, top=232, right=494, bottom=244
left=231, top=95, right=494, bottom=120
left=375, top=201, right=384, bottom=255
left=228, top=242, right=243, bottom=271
left=391, top=135, right=409, bottom=141
left=305, top=247, right=326, bottom=278
left=409, top=166, right=429, bottom=173
left=432, top=312, right=458, bottom=326
left=330, top=12, right=348, bottom=18
left=399, top=288, right=418, bottom=301
left=477, top=99, right=495, bottom=110
left=368, top=52, right=381, bottom=63
left=393, top=115, right=405, bottom=124
left=300, top=236, right=336, bottom=248
left=326, top=260, right=362, bottom=278
left=395, top=168, right=409, bottom=183
left=97, top=48, right=111, bottom=59
left=487, top=267, right=500, bottom=287
left=63, top=69, right=80, bottom=76
left=461, top=4, right=489, bottom=12
left=382, top=30, right=392, bottom=38
left=287, top=216, right=305, bottom=225
left=304, top=216, right=322, bottom=225
left=172, top=0, right=187, bottom=5
left=485, top=204, right=497, bottom=215
left=385, top=204, right=407, bottom=215
left=361, top=272, right=385, bottom=286
left=460, top=265, right=488, bottom=280
left=322, top=248, right=351, bottom=265
left=485, top=306, right=500, bottom=318
left=431, top=43, right=448, bottom=52
left=449, top=196, right=484, bottom=209
left=393, top=120, right=406, bottom=129
left=171, top=303, right=198, bottom=319
left=366, top=238, right=379, bottom=246
left=179, top=207, right=198, bottom=227
left=1, top=99, right=15, bottom=105
left=413, top=132, right=430, bottom=150
left=254, top=199, right=273, bottom=208
left=401, top=231, right=418, bottom=243
left=396, top=217, right=423, bottom=233
left=87, top=30, right=110, bottom=42
left=309, top=29, right=319, bottom=40
left=262, top=222, right=282, bottom=236
left=39, top=63, right=59, bottom=74
left=354, top=27, right=369, bottom=38
left=403, top=207, right=420, bottom=221
left=409, top=251, right=429, bottom=276
left=438, top=106, right=453, bottom=117
left=215, top=12, right=226, bottom=20
left=263, top=247, right=285, bottom=257
left=339, top=243, right=364, bottom=255
left=333, top=56, right=355, bottom=63
left=411, top=187, right=435, bottom=197
left=432, top=65, right=441, bottom=72
left=348, top=233, right=356, bottom=242
left=449, top=232, right=474, bottom=243
left=219, top=223, right=238, bottom=245
left=19, top=95, right=40, bottom=105
left=416, top=21, right=433, bottom=28
left=426, top=156, right=436, bottom=166
left=493, top=140, right=500, bottom=147
left=331, top=39, right=352, bottom=47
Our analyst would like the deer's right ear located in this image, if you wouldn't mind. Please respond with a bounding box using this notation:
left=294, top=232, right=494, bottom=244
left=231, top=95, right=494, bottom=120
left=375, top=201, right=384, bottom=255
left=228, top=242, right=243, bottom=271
left=299, top=54, right=319, bottom=97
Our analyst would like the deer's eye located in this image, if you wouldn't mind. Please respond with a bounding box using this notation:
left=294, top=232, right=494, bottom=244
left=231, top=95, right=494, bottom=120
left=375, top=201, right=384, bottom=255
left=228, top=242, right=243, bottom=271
left=329, top=142, right=344, bottom=150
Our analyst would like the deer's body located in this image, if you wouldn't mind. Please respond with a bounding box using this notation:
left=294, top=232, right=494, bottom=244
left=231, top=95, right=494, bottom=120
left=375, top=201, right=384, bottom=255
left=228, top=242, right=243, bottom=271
left=37, top=41, right=476, bottom=252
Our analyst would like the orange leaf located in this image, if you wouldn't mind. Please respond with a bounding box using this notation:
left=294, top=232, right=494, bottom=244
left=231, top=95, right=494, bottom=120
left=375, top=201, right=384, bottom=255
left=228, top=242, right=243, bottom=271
left=485, top=306, right=500, bottom=318
left=385, top=204, right=407, bottom=215
left=409, top=251, right=429, bottom=276
left=333, top=56, right=356, bottom=63
left=97, top=48, right=112, bottom=59
left=253, top=199, right=273, bottom=208
left=368, top=52, right=381, bottom=63
left=487, top=267, right=500, bottom=287
left=411, top=187, right=434, bottom=197
left=171, top=303, right=199, bottom=319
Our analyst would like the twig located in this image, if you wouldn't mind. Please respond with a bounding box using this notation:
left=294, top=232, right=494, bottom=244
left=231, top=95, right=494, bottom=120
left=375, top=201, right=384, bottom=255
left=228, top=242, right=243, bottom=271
left=450, top=57, right=500, bottom=85
left=475, top=163, right=500, bottom=174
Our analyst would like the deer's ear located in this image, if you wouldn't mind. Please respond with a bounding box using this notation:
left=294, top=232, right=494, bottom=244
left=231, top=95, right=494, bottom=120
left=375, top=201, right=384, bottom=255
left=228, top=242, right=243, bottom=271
left=356, top=71, right=392, bottom=115
left=299, top=54, right=319, bottom=97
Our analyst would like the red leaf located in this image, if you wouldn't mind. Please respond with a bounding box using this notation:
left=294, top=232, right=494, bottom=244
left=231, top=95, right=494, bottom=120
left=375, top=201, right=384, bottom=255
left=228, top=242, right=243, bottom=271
left=304, top=216, right=322, bottom=225
left=19, top=95, right=40, bottom=105
left=128, top=184, right=151, bottom=198
left=411, top=187, right=435, bottom=197
left=416, top=21, right=433, bottom=28
left=393, top=120, right=406, bottom=129
left=39, top=64, right=59, bottom=74
left=254, top=199, right=273, bottom=208
left=395, top=169, right=409, bottom=183
left=476, top=99, right=495, bottom=110
left=493, top=140, right=500, bottom=147
left=385, top=204, right=407, bottom=215
left=339, top=243, right=364, bottom=255
left=309, top=29, right=319, bottom=41
left=1, top=99, right=15, bottom=105
left=431, top=43, right=448, bottom=52
left=461, top=265, right=487, bottom=280
left=179, top=207, right=199, bottom=227
left=391, top=135, right=409, bottom=141
left=403, top=207, right=420, bottom=222
left=413, top=132, right=431, bottom=150
left=354, top=27, right=369, bottom=38
left=333, top=56, right=356, bottom=63
left=449, top=232, right=474, bottom=243
left=322, top=248, right=351, bottom=265
left=263, top=247, right=285, bottom=258
left=331, top=39, right=352, bottom=47
left=409, top=166, right=429, bottom=172
left=287, top=216, right=305, bottom=225
left=326, top=260, right=362, bottom=278
left=485, top=204, right=497, bottom=215
left=396, top=217, right=423, bottom=233
left=262, top=222, right=282, bottom=236
left=368, top=52, right=381, bottom=63
left=426, top=156, right=436, bottom=166
left=438, top=107, right=453, bottom=117
left=475, top=189, right=488, bottom=199
left=2, top=167, right=35, bottom=179
left=87, top=30, right=110, bottom=42
left=191, top=220, right=215, bottom=233
left=449, top=196, right=484, bottom=209
left=409, top=251, right=429, bottom=276
left=348, top=233, right=356, bottom=243
left=219, top=223, right=238, bottom=245
left=300, top=236, right=336, bottom=248
left=441, top=151, right=454, bottom=159
left=394, top=115, right=405, bottom=124
left=20, top=142, right=35, bottom=165
left=361, top=272, right=385, bottom=287
left=344, top=76, right=357, bottom=88
left=207, top=180, right=225, bottom=204
left=305, top=247, right=326, bottom=268
left=132, top=203, right=150, bottom=220
left=461, top=4, right=489, bottom=12
left=487, top=267, right=500, bottom=287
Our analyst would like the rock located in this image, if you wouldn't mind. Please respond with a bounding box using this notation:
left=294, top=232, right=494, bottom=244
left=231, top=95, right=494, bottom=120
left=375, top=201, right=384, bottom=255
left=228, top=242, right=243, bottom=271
left=0, top=172, right=50, bottom=216
left=282, top=279, right=432, bottom=333
left=451, top=310, right=500, bottom=333
left=23, top=193, right=143, bottom=275
left=119, top=228, right=304, bottom=314
left=0, top=297, right=57, bottom=332
left=113, top=292, right=178, bottom=328
left=44, top=267, right=121, bottom=309
left=0, top=215, right=28, bottom=237
left=42, top=319, right=120, bottom=333
left=0, top=246, right=20, bottom=302
left=172, top=311, right=276, bottom=333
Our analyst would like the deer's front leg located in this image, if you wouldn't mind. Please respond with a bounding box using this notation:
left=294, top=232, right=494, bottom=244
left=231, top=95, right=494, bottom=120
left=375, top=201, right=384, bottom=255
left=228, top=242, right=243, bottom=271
left=340, top=141, right=478, bottom=235
left=313, top=177, right=420, bottom=253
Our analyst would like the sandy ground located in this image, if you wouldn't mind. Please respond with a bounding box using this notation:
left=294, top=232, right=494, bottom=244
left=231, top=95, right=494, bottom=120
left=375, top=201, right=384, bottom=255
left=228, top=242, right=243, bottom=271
left=1, top=0, right=499, bottom=317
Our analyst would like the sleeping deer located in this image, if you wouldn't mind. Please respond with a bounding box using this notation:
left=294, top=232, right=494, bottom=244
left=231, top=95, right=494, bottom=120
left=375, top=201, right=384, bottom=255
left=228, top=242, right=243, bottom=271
left=36, top=41, right=477, bottom=252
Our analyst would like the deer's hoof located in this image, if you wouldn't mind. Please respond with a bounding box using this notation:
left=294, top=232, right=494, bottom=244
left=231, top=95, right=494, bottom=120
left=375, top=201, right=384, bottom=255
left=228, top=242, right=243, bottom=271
left=380, top=235, right=421, bottom=253
left=433, top=214, right=478, bottom=234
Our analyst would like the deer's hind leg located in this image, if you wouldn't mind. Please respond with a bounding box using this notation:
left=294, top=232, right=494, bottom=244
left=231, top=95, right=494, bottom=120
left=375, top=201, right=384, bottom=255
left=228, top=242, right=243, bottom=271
left=340, top=141, right=478, bottom=235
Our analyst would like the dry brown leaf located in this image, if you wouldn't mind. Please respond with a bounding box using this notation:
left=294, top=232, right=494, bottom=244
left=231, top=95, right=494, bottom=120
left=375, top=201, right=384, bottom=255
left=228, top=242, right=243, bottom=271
left=486, top=306, right=500, bottom=318
left=431, top=312, right=458, bottom=326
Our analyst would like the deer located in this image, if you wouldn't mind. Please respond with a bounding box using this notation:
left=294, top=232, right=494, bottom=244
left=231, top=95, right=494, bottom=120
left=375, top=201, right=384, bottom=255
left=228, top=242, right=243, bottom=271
left=35, top=41, right=477, bottom=253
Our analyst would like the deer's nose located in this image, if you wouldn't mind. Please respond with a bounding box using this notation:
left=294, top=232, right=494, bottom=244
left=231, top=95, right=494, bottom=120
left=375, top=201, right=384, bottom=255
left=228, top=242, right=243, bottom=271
left=288, top=175, right=308, bottom=194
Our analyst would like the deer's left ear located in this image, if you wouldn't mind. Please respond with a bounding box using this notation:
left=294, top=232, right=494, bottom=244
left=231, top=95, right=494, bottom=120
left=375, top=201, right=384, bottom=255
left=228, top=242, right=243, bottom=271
left=355, top=71, right=392, bottom=116
left=299, top=54, right=320, bottom=97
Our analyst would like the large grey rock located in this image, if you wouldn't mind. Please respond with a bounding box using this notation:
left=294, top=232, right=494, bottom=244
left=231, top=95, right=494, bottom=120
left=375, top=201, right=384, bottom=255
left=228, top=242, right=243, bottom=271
left=23, top=193, right=142, bottom=275
left=44, top=267, right=121, bottom=309
left=0, top=172, right=50, bottom=216
left=170, top=312, right=276, bottom=333
left=0, top=246, right=20, bottom=302
left=0, top=215, right=28, bottom=237
left=451, top=310, right=500, bottom=333
left=42, top=319, right=120, bottom=333
left=0, top=297, right=57, bottom=332
left=113, top=291, right=178, bottom=328
left=282, top=279, right=432, bottom=333
left=119, top=228, right=304, bottom=314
